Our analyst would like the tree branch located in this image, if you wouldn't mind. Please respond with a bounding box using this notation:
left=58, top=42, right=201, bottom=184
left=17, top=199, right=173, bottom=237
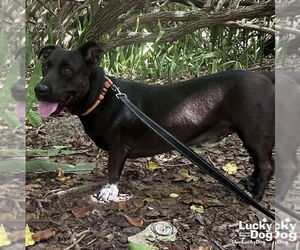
left=85, top=0, right=147, bottom=41
left=121, top=1, right=274, bottom=29
left=225, top=21, right=275, bottom=35
left=100, top=0, right=274, bottom=51
left=167, top=0, right=256, bottom=8
left=275, top=26, right=300, bottom=36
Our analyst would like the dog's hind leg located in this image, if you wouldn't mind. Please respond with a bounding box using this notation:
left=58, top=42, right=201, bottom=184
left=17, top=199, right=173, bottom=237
left=252, top=159, right=274, bottom=201
left=237, top=128, right=275, bottom=201
left=276, top=153, right=299, bottom=201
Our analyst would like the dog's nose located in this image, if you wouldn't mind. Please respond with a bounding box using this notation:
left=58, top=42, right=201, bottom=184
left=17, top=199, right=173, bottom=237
left=35, top=84, right=50, bottom=96
left=11, top=83, right=24, bottom=96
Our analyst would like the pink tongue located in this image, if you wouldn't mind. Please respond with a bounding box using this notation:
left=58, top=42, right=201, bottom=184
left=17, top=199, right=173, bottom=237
left=38, top=102, right=59, bottom=117
left=15, top=101, right=25, bottom=119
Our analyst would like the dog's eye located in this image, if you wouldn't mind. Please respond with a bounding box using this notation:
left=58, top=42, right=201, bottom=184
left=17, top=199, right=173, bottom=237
left=62, top=67, right=72, bottom=76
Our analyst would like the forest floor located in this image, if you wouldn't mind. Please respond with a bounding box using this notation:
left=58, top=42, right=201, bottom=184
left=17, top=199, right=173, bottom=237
left=24, top=60, right=280, bottom=250
left=26, top=112, right=275, bottom=250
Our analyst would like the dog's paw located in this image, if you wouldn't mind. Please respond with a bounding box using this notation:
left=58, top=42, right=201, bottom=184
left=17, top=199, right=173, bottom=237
left=98, top=183, right=119, bottom=201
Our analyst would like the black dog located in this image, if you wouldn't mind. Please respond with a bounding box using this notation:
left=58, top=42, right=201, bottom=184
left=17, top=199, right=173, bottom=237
left=35, top=41, right=275, bottom=202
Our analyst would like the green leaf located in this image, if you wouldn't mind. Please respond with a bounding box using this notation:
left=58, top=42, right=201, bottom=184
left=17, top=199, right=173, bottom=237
left=27, top=148, right=89, bottom=157
left=53, top=145, right=68, bottom=150
left=155, top=21, right=165, bottom=43
left=2, top=110, right=20, bottom=127
left=234, top=62, right=243, bottom=70
left=127, top=242, right=153, bottom=250
left=211, top=59, right=218, bottom=74
left=210, top=26, right=219, bottom=50
left=190, top=205, right=204, bottom=213
left=26, top=160, right=98, bottom=173
left=185, top=0, right=196, bottom=8
left=47, top=23, right=53, bottom=44
left=200, top=52, right=217, bottom=60
left=26, top=60, right=42, bottom=114
left=143, top=197, right=155, bottom=202
left=0, top=30, right=8, bottom=68
left=220, top=60, right=237, bottom=67
left=27, top=109, right=42, bottom=127
left=25, top=32, right=33, bottom=68
left=0, top=60, right=19, bottom=117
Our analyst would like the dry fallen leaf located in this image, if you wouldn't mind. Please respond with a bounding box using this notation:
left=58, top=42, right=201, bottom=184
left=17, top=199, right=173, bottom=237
left=177, top=169, right=199, bottom=182
left=123, top=214, right=144, bottom=227
left=147, top=161, right=161, bottom=170
left=173, top=173, right=185, bottom=181
left=28, top=219, right=50, bottom=230
left=182, top=197, right=223, bottom=207
left=144, top=210, right=161, bottom=217
left=116, top=200, right=131, bottom=211
left=182, top=198, right=204, bottom=205
left=169, top=193, right=179, bottom=198
left=204, top=198, right=224, bottom=207
left=190, top=245, right=213, bottom=250
left=56, top=168, right=77, bottom=185
left=0, top=224, right=11, bottom=247
left=71, top=207, right=92, bottom=218
left=190, top=205, right=204, bottom=213
left=32, top=229, right=55, bottom=242
left=105, top=233, right=114, bottom=241
left=25, top=225, right=35, bottom=246
left=7, top=230, right=24, bottom=242
left=56, top=168, right=65, bottom=179
left=133, top=199, right=145, bottom=208
left=222, top=163, right=238, bottom=174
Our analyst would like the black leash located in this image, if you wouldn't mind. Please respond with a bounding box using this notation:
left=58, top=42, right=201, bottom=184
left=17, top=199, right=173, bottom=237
left=111, top=85, right=275, bottom=220
left=275, top=202, right=300, bottom=221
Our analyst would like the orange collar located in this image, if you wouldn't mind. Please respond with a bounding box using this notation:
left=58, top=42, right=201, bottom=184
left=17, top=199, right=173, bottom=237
left=81, top=76, right=113, bottom=116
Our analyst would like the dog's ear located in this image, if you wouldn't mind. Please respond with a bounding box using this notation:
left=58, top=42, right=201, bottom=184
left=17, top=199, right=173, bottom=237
left=78, top=41, right=103, bottom=65
left=38, top=45, right=60, bottom=60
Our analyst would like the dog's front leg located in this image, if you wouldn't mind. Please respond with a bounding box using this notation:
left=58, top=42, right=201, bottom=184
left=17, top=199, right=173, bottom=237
left=98, top=148, right=127, bottom=201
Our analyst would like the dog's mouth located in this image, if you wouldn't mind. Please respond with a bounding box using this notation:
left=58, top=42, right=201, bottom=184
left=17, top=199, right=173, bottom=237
left=15, top=101, right=25, bottom=119
left=38, top=102, right=61, bottom=117
left=38, top=93, right=75, bottom=117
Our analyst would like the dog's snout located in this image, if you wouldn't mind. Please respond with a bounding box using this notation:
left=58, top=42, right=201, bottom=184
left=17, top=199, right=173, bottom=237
left=35, top=84, right=50, bottom=97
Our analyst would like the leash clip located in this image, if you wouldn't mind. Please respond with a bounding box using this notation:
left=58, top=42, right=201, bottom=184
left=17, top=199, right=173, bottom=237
left=111, top=84, right=127, bottom=99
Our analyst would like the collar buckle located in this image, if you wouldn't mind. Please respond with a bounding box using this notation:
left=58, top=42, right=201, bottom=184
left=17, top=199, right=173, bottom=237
left=111, top=84, right=127, bottom=99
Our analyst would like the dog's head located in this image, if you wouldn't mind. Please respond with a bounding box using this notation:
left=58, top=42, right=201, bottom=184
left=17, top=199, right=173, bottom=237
left=35, top=41, right=102, bottom=117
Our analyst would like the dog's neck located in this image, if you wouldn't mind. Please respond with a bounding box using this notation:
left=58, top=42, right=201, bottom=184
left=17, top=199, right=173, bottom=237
left=69, top=67, right=106, bottom=115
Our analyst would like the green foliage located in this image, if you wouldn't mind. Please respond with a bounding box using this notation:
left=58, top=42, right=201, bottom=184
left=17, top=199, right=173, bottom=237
left=127, top=242, right=153, bottom=250
left=0, top=50, right=20, bottom=127
left=27, top=109, right=42, bottom=127
left=26, top=60, right=42, bottom=126
left=101, top=25, right=267, bottom=80
left=0, top=60, right=19, bottom=109
left=26, top=61, right=41, bottom=113
left=1, top=110, right=20, bottom=127
left=26, top=32, right=33, bottom=68
left=0, top=30, right=8, bottom=68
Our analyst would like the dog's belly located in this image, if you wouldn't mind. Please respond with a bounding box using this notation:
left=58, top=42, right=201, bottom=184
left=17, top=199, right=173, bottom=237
left=127, top=121, right=233, bottom=158
left=187, top=123, right=233, bottom=147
